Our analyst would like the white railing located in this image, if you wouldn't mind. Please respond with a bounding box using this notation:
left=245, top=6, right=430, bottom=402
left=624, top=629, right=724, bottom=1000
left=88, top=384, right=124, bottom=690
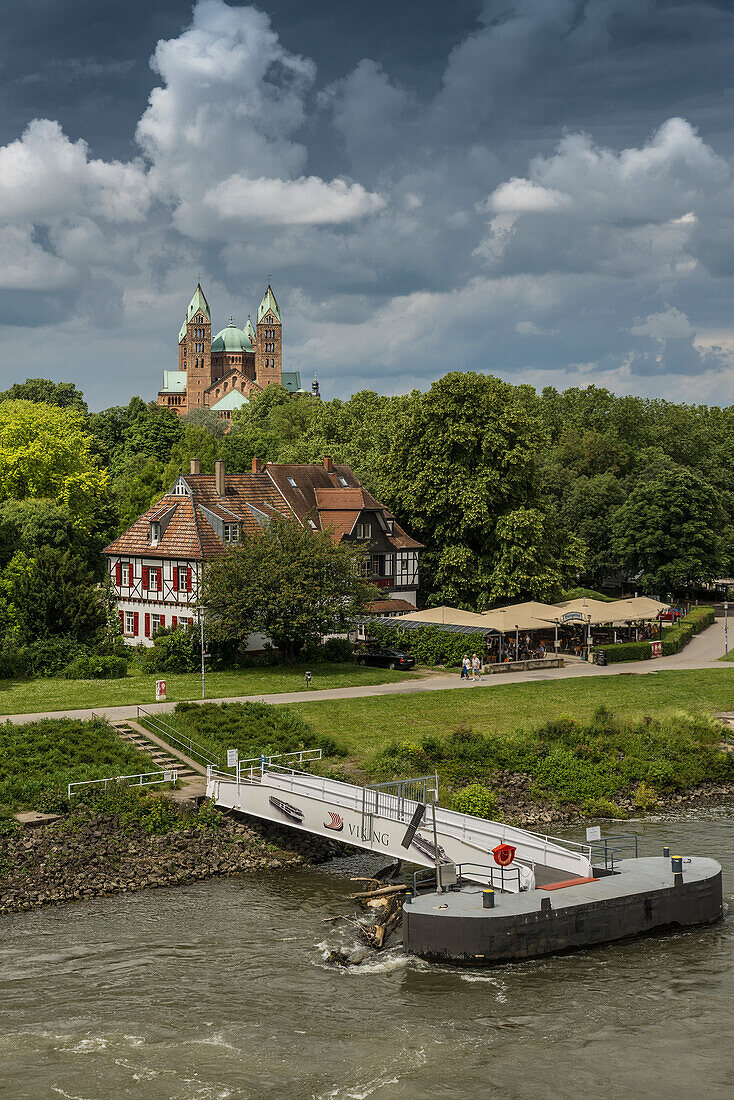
left=68, top=769, right=178, bottom=800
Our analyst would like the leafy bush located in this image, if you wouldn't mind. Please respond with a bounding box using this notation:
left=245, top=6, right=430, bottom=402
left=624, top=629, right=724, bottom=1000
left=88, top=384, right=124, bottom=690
left=633, top=782, right=658, bottom=810
left=367, top=621, right=484, bottom=666
left=61, top=655, right=128, bottom=679
left=451, top=783, right=499, bottom=819
left=140, top=626, right=199, bottom=673
left=5, top=636, right=89, bottom=678
left=372, top=707, right=732, bottom=811
left=0, top=806, right=20, bottom=836
left=165, top=701, right=346, bottom=762
left=320, top=638, right=355, bottom=663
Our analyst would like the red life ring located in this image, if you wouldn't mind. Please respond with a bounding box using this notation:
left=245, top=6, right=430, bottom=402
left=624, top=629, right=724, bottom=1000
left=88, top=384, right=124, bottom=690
left=492, top=843, right=516, bottom=867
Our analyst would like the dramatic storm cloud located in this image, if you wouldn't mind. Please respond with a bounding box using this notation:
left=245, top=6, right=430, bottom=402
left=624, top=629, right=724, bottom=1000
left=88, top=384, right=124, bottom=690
left=2, top=0, right=734, bottom=407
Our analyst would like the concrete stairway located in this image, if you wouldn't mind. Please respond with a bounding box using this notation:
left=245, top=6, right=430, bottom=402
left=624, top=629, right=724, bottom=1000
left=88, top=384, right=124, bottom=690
left=111, top=719, right=202, bottom=779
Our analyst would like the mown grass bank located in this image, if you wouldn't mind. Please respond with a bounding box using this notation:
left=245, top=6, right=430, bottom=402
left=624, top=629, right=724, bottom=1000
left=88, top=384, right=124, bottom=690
left=0, top=663, right=421, bottom=716
left=289, top=669, right=734, bottom=758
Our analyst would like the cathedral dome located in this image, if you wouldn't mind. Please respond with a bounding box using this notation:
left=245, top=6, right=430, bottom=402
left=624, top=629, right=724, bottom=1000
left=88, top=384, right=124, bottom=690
left=211, top=320, right=254, bottom=354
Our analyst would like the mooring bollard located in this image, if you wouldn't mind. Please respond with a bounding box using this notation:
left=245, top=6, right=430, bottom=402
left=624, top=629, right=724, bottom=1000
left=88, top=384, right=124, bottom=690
left=663, top=846, right=670, bottom=859
left=483, top=889, right=495, bottom=909
left=672, top=855, right=683, bottom=886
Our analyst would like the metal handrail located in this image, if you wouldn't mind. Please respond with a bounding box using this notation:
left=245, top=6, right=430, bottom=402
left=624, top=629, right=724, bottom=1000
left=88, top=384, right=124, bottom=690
left=136, top=706, right=220, bottom=769
left=411, top=862, right=523, bottom=896
left=68, top=768, right=178, bottom=799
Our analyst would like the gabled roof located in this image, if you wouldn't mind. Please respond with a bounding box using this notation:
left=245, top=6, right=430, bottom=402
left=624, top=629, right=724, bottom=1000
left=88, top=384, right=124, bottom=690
left=281, top=371, right=302, bottom=394
left=104, top=463, right=423, bottom=561
left=209, top=389, right=249, bottom=412
left=257, top=284, right=281, bottom=323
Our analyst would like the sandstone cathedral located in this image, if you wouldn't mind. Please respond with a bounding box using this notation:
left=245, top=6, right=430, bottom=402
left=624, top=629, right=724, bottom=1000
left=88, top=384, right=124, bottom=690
left=157, top=282, right=308, bottom=423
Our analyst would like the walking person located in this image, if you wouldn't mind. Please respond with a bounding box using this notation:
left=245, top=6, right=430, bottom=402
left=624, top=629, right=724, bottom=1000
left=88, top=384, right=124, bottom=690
left=471, top=653, right=481, bottom=681
left=461, top=654, right=470, bottom=680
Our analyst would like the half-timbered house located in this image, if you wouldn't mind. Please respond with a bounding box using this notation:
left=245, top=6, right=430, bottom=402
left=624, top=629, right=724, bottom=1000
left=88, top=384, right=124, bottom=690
left=103, top=457, right=422, bottom=646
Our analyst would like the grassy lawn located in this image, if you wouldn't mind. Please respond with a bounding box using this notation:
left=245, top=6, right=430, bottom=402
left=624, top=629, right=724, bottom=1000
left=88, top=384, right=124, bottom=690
left=0, top=663, right=421, bottom=716
left=289, top=669, right=734, bottom=759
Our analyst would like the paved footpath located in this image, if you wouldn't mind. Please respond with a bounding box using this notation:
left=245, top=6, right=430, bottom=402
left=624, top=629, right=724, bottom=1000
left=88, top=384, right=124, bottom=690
left=2, top=620, right=731, bottom=727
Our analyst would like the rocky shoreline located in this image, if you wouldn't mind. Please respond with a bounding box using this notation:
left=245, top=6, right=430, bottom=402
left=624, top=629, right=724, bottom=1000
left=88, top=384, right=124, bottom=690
left=0, top=810, right=339, bottom=917
left=3, top=781, right=733, bottom=917
left=493, top=771, right=734, bottom=827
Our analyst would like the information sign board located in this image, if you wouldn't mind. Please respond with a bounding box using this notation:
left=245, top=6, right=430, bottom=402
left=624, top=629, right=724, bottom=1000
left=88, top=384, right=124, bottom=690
left=155, top=679, right=166, bottom=701
left=227, top=748, right=239, bottom=768
left=586, top=826, right=601, bottom=842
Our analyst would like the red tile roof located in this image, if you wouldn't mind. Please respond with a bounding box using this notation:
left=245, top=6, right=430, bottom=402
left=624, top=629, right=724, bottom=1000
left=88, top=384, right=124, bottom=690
left=103, top=463, right=422, bottom=560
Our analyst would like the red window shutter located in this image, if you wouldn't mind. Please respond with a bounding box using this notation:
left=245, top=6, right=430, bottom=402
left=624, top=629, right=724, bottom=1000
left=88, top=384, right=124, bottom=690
left=115, top=562, right=121, bottom=586
left=160, top=615, right=165, bottom=628
left=142, top=566, right=149, bottom=588
left=119, top=610, right=124, bottom=631
left=173, top=566, right=178, bottom=590
left=145, top=613, right=151, bottom=638
left=133, top=612, right=139, bottom=635
left=172, top=616, right=177, bottom=630
left=187, top=567, right=192, bottom=591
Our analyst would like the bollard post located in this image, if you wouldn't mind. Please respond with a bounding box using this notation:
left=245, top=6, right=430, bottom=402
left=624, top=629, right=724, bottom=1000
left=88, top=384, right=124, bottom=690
left=541, top=896, right=552, bottom=915
left=671, top=855, right=683, bottom=887
left=483, top=889, right=495, bottom=909
left=662, top=846, right=670, bottom=859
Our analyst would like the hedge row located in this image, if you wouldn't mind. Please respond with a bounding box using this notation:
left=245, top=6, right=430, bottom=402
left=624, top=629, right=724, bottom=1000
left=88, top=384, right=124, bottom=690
left=660, top=606, right=715, bottom=655
left=367, top=621, right=485, bottom=666
left=594, top=606, right=715, bottom=664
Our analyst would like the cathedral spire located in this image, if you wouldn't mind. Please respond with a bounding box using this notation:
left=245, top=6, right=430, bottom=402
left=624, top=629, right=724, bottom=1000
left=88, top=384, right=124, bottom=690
left=257, top=283, right=281, bottom=323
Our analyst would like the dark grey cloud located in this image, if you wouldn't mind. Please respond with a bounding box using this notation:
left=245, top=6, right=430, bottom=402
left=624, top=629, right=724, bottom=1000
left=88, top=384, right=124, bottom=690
left=1, top=0, right=734, bottom=410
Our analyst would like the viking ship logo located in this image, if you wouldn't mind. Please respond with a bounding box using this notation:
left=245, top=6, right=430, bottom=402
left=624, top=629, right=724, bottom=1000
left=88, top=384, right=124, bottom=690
left=323, top=812, right=344, bottom=831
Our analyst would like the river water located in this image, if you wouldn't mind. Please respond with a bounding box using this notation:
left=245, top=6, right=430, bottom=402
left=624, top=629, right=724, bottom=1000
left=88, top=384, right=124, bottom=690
left=1, top=811, right=732, bottom=1100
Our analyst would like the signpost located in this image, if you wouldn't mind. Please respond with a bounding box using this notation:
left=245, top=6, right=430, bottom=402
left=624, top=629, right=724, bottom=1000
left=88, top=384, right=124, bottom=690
left=725, top=602, right=729, bottom=658
left=155, top=679, right=166, bottom=701
left=227, top=748, right=238, bottom=770
left=586, top=825, right=601, bottom=842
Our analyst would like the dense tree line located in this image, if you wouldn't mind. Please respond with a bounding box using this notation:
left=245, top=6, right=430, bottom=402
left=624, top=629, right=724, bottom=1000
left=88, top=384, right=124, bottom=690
left=0, top=372, right=731, bottom=669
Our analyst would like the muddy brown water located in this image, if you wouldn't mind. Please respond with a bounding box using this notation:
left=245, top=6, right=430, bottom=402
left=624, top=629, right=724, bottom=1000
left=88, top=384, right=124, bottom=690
left=1, top=810, right=732, bottom=1099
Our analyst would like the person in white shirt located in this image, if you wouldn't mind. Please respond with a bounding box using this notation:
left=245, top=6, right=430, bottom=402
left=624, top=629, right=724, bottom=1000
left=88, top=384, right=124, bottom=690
left=471, top=653, right=481, bottom=680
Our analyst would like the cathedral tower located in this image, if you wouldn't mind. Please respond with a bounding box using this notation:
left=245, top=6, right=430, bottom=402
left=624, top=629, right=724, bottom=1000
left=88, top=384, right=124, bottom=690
left=255, top=284, right=282, bottom=387
left=179, top=283, right=211, bottom=409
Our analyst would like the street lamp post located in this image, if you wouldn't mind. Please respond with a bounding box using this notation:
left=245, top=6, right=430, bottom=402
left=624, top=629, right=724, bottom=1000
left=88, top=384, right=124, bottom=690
left=725, top=602, right=729, bottom=658
left=199, top=608, right=206, bottom=699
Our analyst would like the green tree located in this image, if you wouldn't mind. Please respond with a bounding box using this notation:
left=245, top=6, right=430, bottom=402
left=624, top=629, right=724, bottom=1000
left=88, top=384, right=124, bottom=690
left=111, top=457, right=166, bottom=532
left=610, top=466, right=724, bottom=593
left=202, top=516, right=376, bottom=659
left=0, top=401, right=107, bottom=530
left=488, top=507, right=586, bottom=602
left=0, top=378, right=88, bottom=413
left=384, top=372, right=547, bottom=606
left=181, top=407, right=227, bottom=438
left=10, top=547, right=106, bottom=643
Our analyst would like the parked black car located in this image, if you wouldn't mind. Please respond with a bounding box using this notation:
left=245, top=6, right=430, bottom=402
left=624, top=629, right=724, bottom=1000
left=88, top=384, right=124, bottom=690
left=355, top=648, right=415, bottom=670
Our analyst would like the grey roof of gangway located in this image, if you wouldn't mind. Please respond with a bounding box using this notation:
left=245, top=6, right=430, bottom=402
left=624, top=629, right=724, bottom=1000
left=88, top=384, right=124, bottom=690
left=406, top=857, right=722, bottom=920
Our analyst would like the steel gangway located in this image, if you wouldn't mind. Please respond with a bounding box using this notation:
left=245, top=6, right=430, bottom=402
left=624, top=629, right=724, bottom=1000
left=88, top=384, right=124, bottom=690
left=206, top=751, right=593, bottom=892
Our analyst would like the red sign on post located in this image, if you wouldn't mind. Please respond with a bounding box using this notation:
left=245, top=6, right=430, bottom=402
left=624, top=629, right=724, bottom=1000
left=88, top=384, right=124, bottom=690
left=650, top=641, right=662, bottom=658
left=156, top=679, right=167, bottom=701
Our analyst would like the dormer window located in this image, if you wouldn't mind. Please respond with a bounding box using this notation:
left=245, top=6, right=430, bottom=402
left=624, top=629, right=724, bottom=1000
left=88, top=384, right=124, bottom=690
left=149, top=521, right=161, bottom=545
left=223, top=523, right=240, bottom=543
left=354, top=522, right=372, bottom=539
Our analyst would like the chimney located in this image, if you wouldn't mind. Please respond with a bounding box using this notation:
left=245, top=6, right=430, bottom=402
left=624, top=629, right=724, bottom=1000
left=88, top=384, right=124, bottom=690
left=215, top=458, right=225, bottom=497
left=190, top=458, right=200, bottom=475
left=324, top=456, right=334, bottom=472
left=252, top=456, right=262, bottom=475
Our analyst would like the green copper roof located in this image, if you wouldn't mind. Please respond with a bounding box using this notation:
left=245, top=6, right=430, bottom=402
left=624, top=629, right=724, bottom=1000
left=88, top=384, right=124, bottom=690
left=257, top=284, right=281, bottom=323
left=161, top=371, right=187, bottom=393
left=209, top=389, right=249, bottom=411
left=211, top=321, right=254, bottom=354
left=243, top=316, right=256, bottom=341
left=179, top=283, right=211, bottom=343
left=281, top=371, right=302, bottom=394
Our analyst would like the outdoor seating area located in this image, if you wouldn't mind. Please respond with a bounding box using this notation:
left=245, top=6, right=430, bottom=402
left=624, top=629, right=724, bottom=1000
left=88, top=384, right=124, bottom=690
left=369, top=596, right=672, bottom=667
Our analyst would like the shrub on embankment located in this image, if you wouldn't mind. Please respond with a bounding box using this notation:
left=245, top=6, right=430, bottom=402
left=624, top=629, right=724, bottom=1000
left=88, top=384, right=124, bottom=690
left=373, top=707, right=733, bottom=818
left=593, top=606, right=715, bottom=663
left=163, top=701, right=346, bottom=763
left=0, top=718, right=156, bottom=811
